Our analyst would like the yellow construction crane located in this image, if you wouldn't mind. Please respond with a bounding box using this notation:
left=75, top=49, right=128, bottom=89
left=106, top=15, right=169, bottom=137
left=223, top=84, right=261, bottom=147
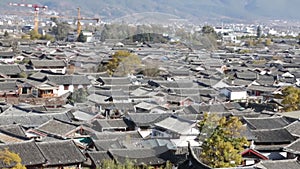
left=8, top=2, right=48, bottom=33
left=7, top=5, right=99, bottom=36
left=77, top=7, right=100, bottom=36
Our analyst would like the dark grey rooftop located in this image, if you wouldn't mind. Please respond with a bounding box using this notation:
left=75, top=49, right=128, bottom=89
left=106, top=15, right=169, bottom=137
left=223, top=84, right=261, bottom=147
left=37, top=140, right=86, bottom=166
left=0, top=112, right=71, bottom=127
left=93, top=138, right=125, bottom=151
left=126, top=113, right=171, bottom=127
left=235, top=71, right=257, bottom=80
left=91, top=119, right=128, bottom=132
left=87, top=151, right=112, bottom=167
left=0, top=141, right=46, bottom=167
left=0, top=51, right=15, bottom=57
left=37, top=118, right=78, bottom=137
left=285, top=121, right=300, bottom=137
left=243, top=116, right=290, bottom=130
left=183, top=104, right=227, bottom=114
left=0, top=81, right=18, bottom=91
left=247, top=85, right=278, bottom=92
left=154, top=115, right=196, bottom=135
left=91, top=131, right=142, bottom=141
left=0, top=124, right=27, bottom=138
left=256, top=159, right=300, bottom=169
left=224, top=86, right=246, bottom=92
left=0, top=65, right=21, bottom=75
left=155, top=80, right=196, bottom=88
left=47, top=75, right=91, bottom=85
left=251, top=128, right=295, bottom=144
left=97, top=77, right=131, bottom=85
left=30, top=59, right=67, bottom=67
left=108, top=146, right=170, bottom=166
left=284, top=139, right=300, bottom=155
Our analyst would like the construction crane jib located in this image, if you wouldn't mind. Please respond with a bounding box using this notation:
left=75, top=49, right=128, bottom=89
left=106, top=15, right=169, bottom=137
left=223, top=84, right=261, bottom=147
left=9, top=2, right=48, bottom=33
left=77, top=7, right=100, bottom=36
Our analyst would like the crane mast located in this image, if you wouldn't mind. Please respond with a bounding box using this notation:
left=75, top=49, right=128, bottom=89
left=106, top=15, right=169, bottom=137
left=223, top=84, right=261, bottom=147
left=8, top=2, right=48, bottom=33
left=8, top=4, right=99, bottom=37
left=76, top=7, right=100, bottom=36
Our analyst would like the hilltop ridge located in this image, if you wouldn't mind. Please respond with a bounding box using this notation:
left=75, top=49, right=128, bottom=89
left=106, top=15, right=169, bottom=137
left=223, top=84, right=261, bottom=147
left=2, top=0, right=300, bottom=23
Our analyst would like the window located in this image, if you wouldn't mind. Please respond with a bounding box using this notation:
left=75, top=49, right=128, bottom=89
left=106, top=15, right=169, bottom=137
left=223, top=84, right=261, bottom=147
left=64, top=85, right=69, bottom=90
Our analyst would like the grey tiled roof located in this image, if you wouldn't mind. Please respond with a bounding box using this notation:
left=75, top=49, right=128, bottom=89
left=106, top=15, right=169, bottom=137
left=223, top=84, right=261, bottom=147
left=87, top=151, right=112, bottom=167
left=141, top=138, right=177, bottom=150
left=247, top=85, right=278, bottom=92
left=30, top=59, right=66, bottom=67
left=93, top=139, right=124, bottom=151
left=183, top=104, right=227, bottom=114
left=285, top=121, right=300, bottom=137
left=0, top=124, right=26, bottom=138
left=196, top=77, right=220, bottom=87
left=91, top=119, right=128, bottom=132
left=37, top=118, right=78, bottom=136
left=256, top=159, right=300, bottom=169
left=127, top=113, right=171, bottom=127
left=28, top=71, right=48, bottom=80
left=0, top=51, right=14, bottom=55
left=95, top=89, right=128, bottom=97
left=0, top=65, right=21, bottom=75
left=284, top=139, right=300, bottom=155
left=0, top=82, right=18, bottom=91
left=235, top=71, right=257, bottom=80
left=0, top=141, right=46, bottom=167
left=251, top=128, right=295, bottom=144
left=155, top=80, right=196, bottom=88
left=224, top=86, right=246, bottom=92
left=243, top=116, right=290, bottom=130
left=154, top=115, right=196, bottom=135
left=0, top=112, right=71, bottom=127
left=224, top=79, right=253, bottom=86
left=37, top=140, right=86, bottom=166
left=108, top=146, right=170, bottom=166
left=91, top=131, right=142, bottom=141
left=99, top=102, right=135, bottom=112
left=47, top=75, right=91, bottom=85
left=97, top=77, right=131, bottom=85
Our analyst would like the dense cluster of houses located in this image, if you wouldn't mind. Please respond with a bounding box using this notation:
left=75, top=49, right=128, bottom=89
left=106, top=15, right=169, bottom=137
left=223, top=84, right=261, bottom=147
left=0, top=37, right=299, bottom=169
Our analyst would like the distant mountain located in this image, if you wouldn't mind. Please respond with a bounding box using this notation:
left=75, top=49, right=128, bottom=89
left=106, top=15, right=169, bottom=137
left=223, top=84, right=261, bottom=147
left=2, top=0, right=300, bottom=23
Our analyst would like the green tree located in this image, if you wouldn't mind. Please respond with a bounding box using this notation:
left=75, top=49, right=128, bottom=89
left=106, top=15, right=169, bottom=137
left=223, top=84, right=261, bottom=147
left=246, top=39, right=255, bottom=47
left=17, top=72, right=28, bottom=78
left=198, top=113, right=249, bottom=168
left=52, top=22, right=72, bottom=40
left=4, top=31, right=9, bottom=38
left=68, top=88, right=88, bottom=104
left=265, top=38, right=272, bottom=46
left=41, top=34, right=55, bottom=41
left=200, top=25, right=218, bottom=50
left=0, top=149, right=26, bottom=169
left=141, top=67, right=161, bottom=77
left=256, top=25, right=262, bottom=39
left=201, top=25, right=216, bottom=34
left=106, top=50, right=141, bottom=76
left=77, top=31, right=87, bottom=42
left=101, top=159, right=138, bottom=169
left=29, top=30, right=42, bottom=40
left=50, top=17, right=59, bottom=24
left=281, top=86, right=300, bottom=112
left=100, top=159, right=172, bottom=169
